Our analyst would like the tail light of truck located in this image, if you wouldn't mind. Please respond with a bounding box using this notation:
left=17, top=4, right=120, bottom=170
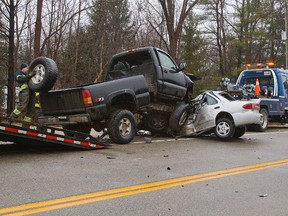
left=242, top=103, right=260, bottom=111
left=82, top=90, right=93, bottom=107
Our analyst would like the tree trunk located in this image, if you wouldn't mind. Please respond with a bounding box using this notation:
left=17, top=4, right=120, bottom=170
left=158, top=0, right=199, bottom=62
left=34, top=0, right=43, bottom=58
left=7, top=0, right=15, bottom=116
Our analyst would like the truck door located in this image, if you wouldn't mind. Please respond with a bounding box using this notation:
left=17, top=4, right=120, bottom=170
left=280, top=73, right=288, bottom=110
left=156, top=50, right=187, bottom=98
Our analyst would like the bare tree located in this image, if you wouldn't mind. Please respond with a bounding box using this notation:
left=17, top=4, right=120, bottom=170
left=142, top=0, right=200, bottom=61
left=214, top=0, right=227, bottom=76
left=0, top=0, right=35, bottom=115
left=34, top=0, right=43, bottom=57
left=70, top=1, right=83, bottom=86
left=0, top=0, right=18, bottom=115
left=77, top=0, right=135, bottom=83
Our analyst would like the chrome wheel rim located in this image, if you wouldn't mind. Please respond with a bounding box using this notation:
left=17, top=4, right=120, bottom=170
left=31, top=64, right=46, bottom=84
left=216, top=121, right=230, bottom=137
left=119, top=118, right=131, bottom=136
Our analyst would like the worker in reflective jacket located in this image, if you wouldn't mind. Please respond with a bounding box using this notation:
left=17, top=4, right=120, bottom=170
left=9, top=63, right=35, bottom=122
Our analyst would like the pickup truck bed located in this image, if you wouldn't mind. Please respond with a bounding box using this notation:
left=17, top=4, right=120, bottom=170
left=40, top=75, right=149, bottom=117
left=39, top=75, right=150, bottom=144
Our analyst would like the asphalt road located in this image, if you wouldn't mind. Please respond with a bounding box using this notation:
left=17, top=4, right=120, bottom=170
left=1, top=127, right=288, bottom=216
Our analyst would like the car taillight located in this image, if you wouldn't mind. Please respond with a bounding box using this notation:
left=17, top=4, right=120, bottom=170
left=82, top=90, right=93, bottom=107
left=242, top=103, right=260, bottom=110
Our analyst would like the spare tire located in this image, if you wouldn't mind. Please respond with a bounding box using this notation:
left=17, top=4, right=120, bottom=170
left=28, top=57, right=58, bottom=92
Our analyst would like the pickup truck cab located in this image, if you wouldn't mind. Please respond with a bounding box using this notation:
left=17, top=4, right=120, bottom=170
left=235, top=66, right=288, bottom=131
left=106, top=47, right=192, bottom=101
left=105, top=47, right=194, bottom=134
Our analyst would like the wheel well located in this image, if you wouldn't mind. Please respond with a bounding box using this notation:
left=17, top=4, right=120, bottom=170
left=110, top=93, right=136, bottom=112
left=215, top=112, right=234, bottom=124
left=184, top=86, right=194, bottom=102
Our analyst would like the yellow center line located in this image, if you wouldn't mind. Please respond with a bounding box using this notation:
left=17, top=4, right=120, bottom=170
left=1, top=159, right=288, bottom=216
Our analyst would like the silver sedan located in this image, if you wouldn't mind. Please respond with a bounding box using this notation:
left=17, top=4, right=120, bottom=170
left=181, top=91, right=263, bottom=140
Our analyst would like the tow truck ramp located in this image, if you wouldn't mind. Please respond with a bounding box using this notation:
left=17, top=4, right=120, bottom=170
left=0, top=117, right=107, bottom=150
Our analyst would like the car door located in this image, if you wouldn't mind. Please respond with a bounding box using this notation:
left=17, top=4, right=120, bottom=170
left=156, top=50, right=187, bottom=98
left=193, top=93, right=221, bottom=132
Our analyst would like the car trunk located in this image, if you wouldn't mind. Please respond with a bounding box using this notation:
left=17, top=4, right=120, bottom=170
left=40, top=88, right=85, bottom=115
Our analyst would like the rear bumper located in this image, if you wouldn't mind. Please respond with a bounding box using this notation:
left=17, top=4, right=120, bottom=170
left=38, top=114, right=91, bottom=125
left=233, top=112, right=263, bottom=126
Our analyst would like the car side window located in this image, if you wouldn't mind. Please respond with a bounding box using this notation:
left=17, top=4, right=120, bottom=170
left=206, top=95, right=218, bottom=105
left=157, top=51, right=177, bottom=70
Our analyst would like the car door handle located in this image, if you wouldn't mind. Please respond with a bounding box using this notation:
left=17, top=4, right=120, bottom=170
left=214, top=106, right=220, bottom=109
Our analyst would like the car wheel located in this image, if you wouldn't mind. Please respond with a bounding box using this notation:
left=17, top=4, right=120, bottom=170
left=214, top=118, right=235, bottom=140
left=233, top=126, right=246, bottom=138
left=28, top=57, right=58, bottom=92
left=169, top=103, right=190, bottom=132
left=63, top=123, right=92, bottom=140
left=145, top=112, right=168, bottom=134
left=254, top=108, right=268, bottom=132
left=107, top=109, right=136, bottom=144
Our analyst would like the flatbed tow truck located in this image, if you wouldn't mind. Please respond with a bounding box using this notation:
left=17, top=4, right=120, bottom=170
left=0, top=117, right=107, bottom=150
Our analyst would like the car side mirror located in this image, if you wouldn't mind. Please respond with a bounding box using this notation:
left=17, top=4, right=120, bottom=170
left=176, top=63, right=185, bottom=72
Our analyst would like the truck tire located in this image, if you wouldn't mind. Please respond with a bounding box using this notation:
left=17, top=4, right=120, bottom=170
left=254, top=108, right=268, bottom=132
left=145, top=112, right=168, bottom=134
left=107, top=109, right=136, bottom=144
left=63, top=123, right=91, bottom=140
left=214, top=118, right=235, bottom=140
left=28, top=57, right=58, bottom=92
left=233, top=126, right=246, bottom=138
left=169, top=103, right=190, bottom=132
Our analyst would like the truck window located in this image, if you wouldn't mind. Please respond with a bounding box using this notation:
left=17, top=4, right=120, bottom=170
left=243, top=77, right=274, bottom=86
left=110, top=51, right=152, bottom=71
left=281, top=74, right=288, bottom=90
left=243, top=76, right=274, bottom=97
left=157, top=51, right=177, bottom=70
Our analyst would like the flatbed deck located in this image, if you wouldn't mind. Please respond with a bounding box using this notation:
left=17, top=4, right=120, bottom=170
left=0, top=117, right=107, bottom=150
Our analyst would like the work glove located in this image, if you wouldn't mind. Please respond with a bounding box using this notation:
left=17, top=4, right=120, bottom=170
left=28, top=69, right=36, bottom=77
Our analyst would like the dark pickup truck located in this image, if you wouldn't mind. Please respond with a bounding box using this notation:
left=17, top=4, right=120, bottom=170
left=38, top=47, right=194, bottom=143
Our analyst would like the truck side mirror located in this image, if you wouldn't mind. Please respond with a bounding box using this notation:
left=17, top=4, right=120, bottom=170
left=177, top=63, right=185, bottom=72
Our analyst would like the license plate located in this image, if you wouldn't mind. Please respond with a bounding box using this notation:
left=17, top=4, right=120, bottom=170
left=58, top=116, right=67, bottom=120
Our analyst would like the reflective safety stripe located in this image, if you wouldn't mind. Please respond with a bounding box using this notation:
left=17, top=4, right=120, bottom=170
left=35, top=92, right=40, bottom=108
left=23, top=116, right=32, bottom=122
left=16, top=75, right=22, bottom=80
left=13, top=109, right=21, bottom=116
left=20, top=83, right=28, bottom=92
